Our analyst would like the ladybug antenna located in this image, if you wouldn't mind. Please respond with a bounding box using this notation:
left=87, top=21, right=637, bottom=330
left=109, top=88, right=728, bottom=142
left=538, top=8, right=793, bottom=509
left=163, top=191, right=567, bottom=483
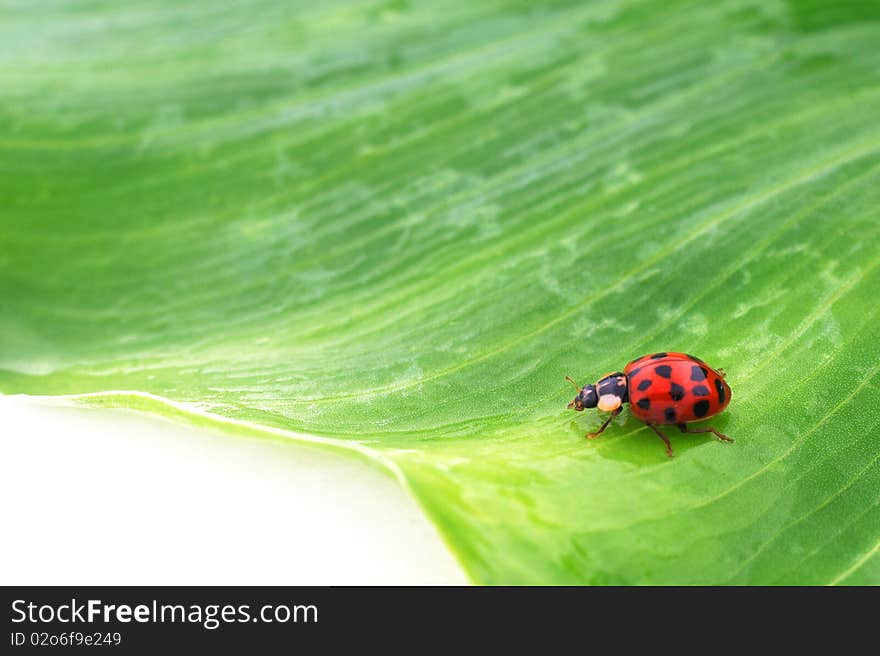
left=565, top=376, right=580, bottom=390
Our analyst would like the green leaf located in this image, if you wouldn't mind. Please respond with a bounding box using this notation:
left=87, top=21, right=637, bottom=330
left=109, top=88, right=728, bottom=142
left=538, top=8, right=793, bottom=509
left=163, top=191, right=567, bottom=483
left=3, top=0, right=880, bottom=584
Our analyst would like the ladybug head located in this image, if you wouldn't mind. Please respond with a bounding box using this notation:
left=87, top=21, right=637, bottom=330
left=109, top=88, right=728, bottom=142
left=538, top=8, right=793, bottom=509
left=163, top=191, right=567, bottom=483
left=566, top=378, right=598, bottom=411
left=594, top=371, right=629, bottom=412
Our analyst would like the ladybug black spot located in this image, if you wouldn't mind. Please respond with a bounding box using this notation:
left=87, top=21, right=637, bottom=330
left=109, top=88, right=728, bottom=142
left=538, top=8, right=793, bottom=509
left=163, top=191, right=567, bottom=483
left=690, top=365, right=708, bottom=381
left=691, top=385, right=710, bottom=397
left=637, top=398, right=651, bottom=410
left=715, top=378, right=726, bottom=404
left=655, top=365, right=672, bottom=378
left=664, top=407, right=677, bottom=422
left=693, top=400, right=710, bottom=417
left=685, top=353, right=704, bottom=363
left=637, top=379, right=652, bottom=391
left=650, top=352, right=668, bottom=359
left=669, top=383, right=685, bottom=401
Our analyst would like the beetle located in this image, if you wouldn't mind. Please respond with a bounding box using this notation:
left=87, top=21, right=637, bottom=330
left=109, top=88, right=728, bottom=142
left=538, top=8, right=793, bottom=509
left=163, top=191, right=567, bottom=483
left=566, top=352, right=732, bottom=457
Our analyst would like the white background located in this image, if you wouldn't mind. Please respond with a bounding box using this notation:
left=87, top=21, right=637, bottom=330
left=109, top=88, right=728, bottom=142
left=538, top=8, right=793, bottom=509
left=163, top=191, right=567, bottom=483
left=0, top=395, right=467, bottom=585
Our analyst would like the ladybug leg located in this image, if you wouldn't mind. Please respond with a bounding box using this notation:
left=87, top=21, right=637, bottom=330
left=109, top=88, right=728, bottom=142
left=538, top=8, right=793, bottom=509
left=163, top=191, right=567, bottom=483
left=586, top=408, right=621, bottom=440
left=677, top=423, right=734, bottom=443
left=647, top=424, right=674, bottom=458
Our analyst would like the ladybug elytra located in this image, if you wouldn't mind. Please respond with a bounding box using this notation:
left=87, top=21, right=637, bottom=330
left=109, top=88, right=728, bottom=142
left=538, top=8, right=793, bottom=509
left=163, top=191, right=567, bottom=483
left=566, top=352, right=732, bottom=458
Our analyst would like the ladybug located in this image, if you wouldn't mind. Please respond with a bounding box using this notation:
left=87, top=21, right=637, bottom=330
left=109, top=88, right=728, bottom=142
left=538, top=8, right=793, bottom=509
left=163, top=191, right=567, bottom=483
left=566, top=352, right=732, bottom=457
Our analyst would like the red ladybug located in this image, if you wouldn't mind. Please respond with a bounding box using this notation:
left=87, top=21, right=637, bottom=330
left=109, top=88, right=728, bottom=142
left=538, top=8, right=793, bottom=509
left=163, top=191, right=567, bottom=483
left=566, top=352, right=732, bottom=457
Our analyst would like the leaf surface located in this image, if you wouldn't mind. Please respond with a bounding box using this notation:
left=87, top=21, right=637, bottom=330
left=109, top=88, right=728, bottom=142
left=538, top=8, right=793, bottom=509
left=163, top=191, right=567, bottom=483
left=3, top=0, right=880, bottom=583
